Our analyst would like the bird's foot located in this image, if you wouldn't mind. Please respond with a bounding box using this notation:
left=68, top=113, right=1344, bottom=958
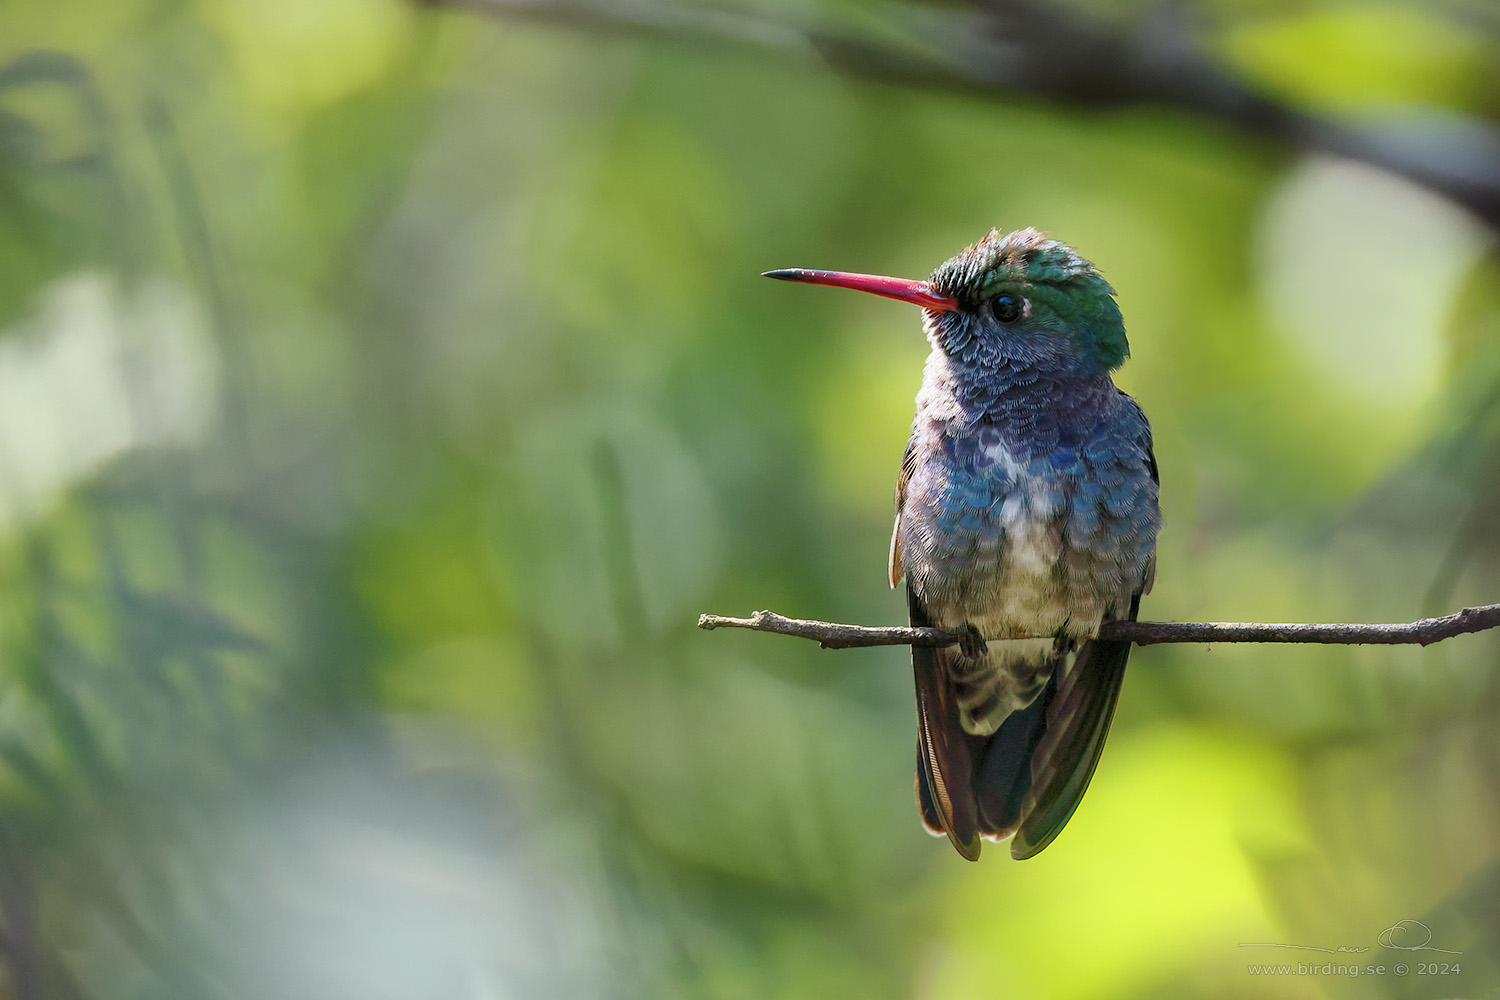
left=958, top=623, right=988, bottom=659
left=1052, top=620, right=1078, bottom=655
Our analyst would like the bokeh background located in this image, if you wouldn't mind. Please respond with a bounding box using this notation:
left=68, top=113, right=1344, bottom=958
left=1, top=1, right=1499, bottom=997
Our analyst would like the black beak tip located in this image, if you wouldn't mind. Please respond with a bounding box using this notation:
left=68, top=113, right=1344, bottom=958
left=762, top=269, right=803, bottom=281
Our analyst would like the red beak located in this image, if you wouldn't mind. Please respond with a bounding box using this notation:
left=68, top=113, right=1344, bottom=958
left=763, top=268, right=958, bottom=312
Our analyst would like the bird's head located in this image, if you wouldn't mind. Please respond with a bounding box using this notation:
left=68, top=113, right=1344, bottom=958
left=766, top=227, right=1127, bottom=377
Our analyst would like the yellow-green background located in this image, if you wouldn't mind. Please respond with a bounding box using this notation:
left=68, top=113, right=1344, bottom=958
left=0, top=2, right=1497, bottom=998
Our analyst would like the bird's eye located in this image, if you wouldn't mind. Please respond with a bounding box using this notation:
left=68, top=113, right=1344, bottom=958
left=991, top=295, right=1024, bottom=323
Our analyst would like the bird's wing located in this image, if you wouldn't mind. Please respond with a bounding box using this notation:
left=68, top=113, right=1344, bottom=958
left=909, top=584, right=982, bottom=860
left=1008, top=610, right=1133, bottom=860
left=1125, top=393, right=1160, bottom=595
left=1141, top=434, right=1160, bottom=594
left=888, top=440, right=919, bottom=588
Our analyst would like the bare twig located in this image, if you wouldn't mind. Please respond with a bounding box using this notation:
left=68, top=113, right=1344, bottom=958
left=697, top=604, right=1500, bottom=649
left=427, top=0, right=1500, bottom=231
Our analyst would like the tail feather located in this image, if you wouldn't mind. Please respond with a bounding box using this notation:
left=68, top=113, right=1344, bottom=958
left=973, top=680, right=1053, bottom=837
left=909, top=586, right=1138, bottom=861
left=915, top=735, right=944, bottom=834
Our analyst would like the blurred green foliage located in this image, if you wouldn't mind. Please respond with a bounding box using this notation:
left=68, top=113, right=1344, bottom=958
left=0, top=1, right=1497, bottom=998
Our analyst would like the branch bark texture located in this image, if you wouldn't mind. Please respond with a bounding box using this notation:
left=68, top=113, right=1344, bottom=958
left=697, top=604, right=1500, bottom=649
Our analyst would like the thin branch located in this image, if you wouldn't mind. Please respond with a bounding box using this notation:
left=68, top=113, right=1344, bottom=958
left=426, top=0, right=1500, bottom=231
left=697, top=604, right=1500, bottom=649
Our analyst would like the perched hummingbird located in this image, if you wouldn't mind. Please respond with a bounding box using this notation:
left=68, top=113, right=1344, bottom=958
left=766, top=228, right=1159, bottom=860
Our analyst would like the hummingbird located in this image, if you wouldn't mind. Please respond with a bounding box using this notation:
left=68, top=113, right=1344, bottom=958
left=766, top=228, right=1160, bottom=860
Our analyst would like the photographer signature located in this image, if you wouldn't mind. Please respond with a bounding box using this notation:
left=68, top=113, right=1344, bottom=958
left=1239, top=919, right=1462, bottom=956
